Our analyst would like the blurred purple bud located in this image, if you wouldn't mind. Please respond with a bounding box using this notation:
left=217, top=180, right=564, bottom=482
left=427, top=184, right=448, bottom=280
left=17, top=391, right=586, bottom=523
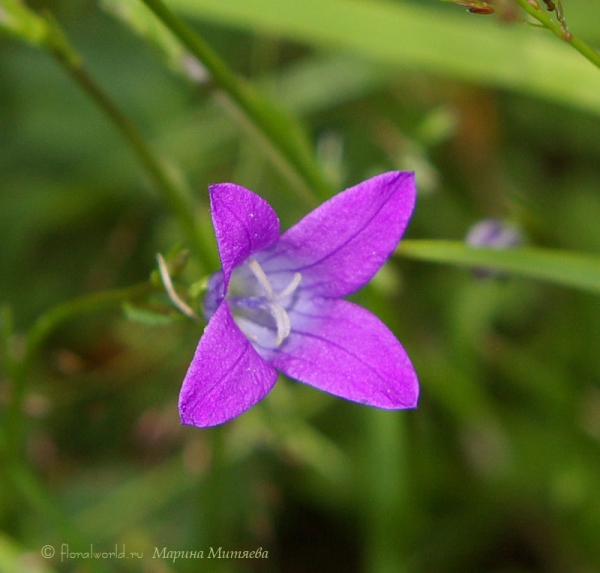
left=465, top=219, right=523, bottom=278
left=466, top=219, right=523, bottom=249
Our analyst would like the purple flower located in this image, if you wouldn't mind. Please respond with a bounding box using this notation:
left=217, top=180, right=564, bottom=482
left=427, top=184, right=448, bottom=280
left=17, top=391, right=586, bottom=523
left=179, top=172, right=419, bottom=427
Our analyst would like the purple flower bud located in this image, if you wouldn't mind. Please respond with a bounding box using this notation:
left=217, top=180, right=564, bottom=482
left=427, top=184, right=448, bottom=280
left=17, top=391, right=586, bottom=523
left=465, top=219, right=523, bottom=278
left=466, top=219, right=522, bottom=249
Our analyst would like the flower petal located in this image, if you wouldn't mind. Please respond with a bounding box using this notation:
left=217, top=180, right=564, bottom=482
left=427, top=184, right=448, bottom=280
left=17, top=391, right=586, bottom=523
left=271, top=298, right=418, bottom=409
left=209, top=183, right=280, bottom=289
left=179, top=301, right=278, bottom=427
left=257, top=172, right=416, bottom=297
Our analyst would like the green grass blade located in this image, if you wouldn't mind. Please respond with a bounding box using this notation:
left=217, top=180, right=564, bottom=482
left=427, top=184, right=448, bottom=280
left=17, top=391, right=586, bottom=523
left=396, top=240, right=600, bottom=296
left=166, top=0, right=600, bottom=117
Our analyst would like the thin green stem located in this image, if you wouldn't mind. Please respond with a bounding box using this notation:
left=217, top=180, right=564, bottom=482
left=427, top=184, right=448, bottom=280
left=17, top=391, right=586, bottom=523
left=513, top=0, right=600, bottom=71
left=202, top=428, right=232, bottom=573
left=0, top=304, right=14, bottom=377
left=7, top=460, right=103, bottom=573
left=363, top=410, right=412, bottom=573
left=5, top=282, right=154, bottom=465
left=139, top=0, right=333, bottom=204
left=0, top=304, right=16, bottom=455
left=23, top=283, right=154, bottom=367
left=42, top=16, right=209, bottom=268
left=1, top=283, right=155, bottom=567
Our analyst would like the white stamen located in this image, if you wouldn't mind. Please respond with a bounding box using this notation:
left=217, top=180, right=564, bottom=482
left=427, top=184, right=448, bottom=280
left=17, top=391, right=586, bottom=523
left=244, top=258, right=301, bottom=347
left=248, top=258, right=274, bottom=298
left=276, top=272, right=302, bottom=301
left=156, top=253, right=199, bottom=321
left=268, top=303, right=291, bottom=346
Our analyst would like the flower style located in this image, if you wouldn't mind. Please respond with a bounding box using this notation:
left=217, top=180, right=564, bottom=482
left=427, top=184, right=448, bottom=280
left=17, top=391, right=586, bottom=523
left=179, top=172, right=419, bottom=427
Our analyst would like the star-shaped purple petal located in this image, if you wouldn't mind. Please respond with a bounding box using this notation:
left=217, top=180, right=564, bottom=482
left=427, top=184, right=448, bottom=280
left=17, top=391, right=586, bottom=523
left=179, top=172, right=419, bottom=427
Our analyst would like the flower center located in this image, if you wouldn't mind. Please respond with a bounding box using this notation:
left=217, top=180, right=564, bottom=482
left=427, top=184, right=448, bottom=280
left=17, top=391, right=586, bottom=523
left=228, top=258, right=302, bottom=348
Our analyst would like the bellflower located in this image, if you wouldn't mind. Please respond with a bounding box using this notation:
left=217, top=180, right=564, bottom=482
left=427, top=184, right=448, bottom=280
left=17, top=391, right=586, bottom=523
left=179, top=172, right=419, bottom=427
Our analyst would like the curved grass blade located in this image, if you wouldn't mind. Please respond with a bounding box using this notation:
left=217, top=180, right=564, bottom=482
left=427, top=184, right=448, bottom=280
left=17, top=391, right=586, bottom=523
left=167, top=0, right=600, bottom=117
left=396, top=240, right=600, bottom=296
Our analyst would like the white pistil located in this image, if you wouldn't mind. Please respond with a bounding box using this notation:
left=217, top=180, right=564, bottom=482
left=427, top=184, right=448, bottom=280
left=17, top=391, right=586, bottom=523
left=246, top=258, right=301, bottom=347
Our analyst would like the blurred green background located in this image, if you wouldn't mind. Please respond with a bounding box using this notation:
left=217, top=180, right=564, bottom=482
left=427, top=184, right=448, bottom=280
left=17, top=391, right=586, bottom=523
left=2, top=0, right=600, bottom=571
